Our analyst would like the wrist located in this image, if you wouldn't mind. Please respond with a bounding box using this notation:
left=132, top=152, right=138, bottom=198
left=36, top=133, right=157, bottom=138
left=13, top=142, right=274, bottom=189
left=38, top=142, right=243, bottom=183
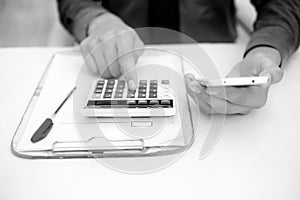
left=245, top=46, right=282, bottom=67
left=88, top=13, right=125, bottom=36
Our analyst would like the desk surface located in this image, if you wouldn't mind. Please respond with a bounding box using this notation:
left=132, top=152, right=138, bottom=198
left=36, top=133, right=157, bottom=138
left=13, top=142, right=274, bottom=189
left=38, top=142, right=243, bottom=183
left=1, top=44, right=300, bottom=200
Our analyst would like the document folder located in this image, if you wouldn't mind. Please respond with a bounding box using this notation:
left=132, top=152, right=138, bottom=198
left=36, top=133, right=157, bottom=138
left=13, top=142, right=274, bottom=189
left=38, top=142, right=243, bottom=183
left=11, top=48, right=195, bottom=159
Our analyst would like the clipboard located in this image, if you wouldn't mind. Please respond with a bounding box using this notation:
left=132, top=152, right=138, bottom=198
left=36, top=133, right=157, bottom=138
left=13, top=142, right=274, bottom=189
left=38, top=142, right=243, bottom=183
left=11, top=48, right=195, bottom=159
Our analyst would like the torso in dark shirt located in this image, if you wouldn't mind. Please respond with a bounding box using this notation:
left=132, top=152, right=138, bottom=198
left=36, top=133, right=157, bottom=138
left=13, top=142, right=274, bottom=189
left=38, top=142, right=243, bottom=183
left=101, top=0, right=237, bottom=43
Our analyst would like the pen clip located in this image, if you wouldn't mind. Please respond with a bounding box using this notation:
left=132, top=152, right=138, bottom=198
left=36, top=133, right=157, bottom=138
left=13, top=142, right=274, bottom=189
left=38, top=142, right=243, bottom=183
left=30, top=118, right=54, bottom=143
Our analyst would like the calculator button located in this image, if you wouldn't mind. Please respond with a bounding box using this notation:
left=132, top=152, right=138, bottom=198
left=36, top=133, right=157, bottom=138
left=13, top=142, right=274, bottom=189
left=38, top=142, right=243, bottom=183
left=115, top=89, right=124, bottom=93
left=114, top=93, right=123, bottom=98
left=138, top=100, right=147, bottom=105
left=104, top=93, right=112, bottom=98
left=161, top=80, right=170, bottom=84
left=161, top=100, right=171, bottom=105
left=149, top=100, right=159, bottom=105
left=107, top=80, right=115, bottom=84
left=105, top=89, right=113, bottom=93
left=96, top=85, right=104, bottom=89
left=106, top=84, right=115, bottom=89
left=127, top=93, right=136, bottom=98
left=150, top=84, right=157, bottom=89
left=138, top=88, right=147, bottom=93
left=139, top=80, right=147, bottom=84
left=139, top=84, right=147, bottom=89
left=97, top=80, right=105, bottom=84
left=149, top=88, right=157, bottom=93
left=149, top=93, right=157, bottom=98
left=150, top=80, right=157, bottom=84
left=94, top=94, right=101, bottom=98
left=95, top=89, right=102, bottom=93
left=117, top=85, right=125, bottom=89
left=127, top=90, right=136, bottom=98
left=138, top=93, right=146, bottom=98
left=118, top=80, right=125, bottom=84
left=127, top=100, right=137, bottom=105
left=117, top=80, right=125, bottom=89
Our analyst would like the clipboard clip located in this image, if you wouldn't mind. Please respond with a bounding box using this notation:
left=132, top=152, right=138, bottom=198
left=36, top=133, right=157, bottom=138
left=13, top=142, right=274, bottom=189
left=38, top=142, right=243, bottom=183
left=52, top=137, right=145, bottom=154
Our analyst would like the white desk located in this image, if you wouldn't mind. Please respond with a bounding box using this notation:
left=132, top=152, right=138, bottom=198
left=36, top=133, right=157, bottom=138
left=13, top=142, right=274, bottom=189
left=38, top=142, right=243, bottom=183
left=1, top=44, right=300, bottom=200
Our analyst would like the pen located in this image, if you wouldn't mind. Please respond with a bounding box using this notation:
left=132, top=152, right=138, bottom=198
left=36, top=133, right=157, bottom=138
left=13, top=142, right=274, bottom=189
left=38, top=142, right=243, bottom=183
left=30, top=86, right=77, bottom=143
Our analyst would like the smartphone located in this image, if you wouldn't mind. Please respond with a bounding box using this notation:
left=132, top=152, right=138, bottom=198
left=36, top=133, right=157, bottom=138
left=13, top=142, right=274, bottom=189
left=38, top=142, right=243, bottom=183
left=199, top=76, right=270, bottom=87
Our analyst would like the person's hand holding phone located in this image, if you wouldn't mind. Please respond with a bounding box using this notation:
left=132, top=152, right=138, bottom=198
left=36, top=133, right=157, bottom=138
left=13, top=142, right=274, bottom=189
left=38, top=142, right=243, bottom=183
left=185, top=46, right=283, bottom=115
left=80, top=13, right=144, bottom=90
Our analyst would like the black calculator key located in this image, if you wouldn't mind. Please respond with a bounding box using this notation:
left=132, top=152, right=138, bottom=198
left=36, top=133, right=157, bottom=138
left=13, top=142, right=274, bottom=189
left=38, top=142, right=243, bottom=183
left=128, top=89, right=136, bottom=93
left=127, top=100, right=137, bottom=105
left=139, top=84, right=147, bottom=89
left=117, top=85, right=125, bottom=89
left=138, top=100, right=147, bottom=105
left=115, top=89, right=124, bottom=93
left=149, top=93, right=157, bottom=98
left=94, top=93, right=101, bottom=98
left=96, top=85, right=104, bottom=89
left=161, top=100, right=171, bottom=105
left=138, top=88, right=147, bottom=93
left=114, top=93, right=123, bottom=98
left=104, top=93, right=112, bottom=98
left=105, top=89, right=113, bottom=93
left=150, top=84, right=157, bottom=89
left=149, top=88, right=157, bottom=93
left=107, top=80, right=115, bottom=85
left=117, top=80, right=125, bottom=89
left=97, top=80, right=105, bottom=84
left=139, top=80, right=147, bottom=84
left=127, top=93, right=135, bottom=98
left=127, top=90, right=136, bottom=98
left=161, top=80, right=170, bottom=84
left=95, top=89, right=102, bottom=94
left=150, top=80, right=157, bottom=84
left=149, top=100, right=159, bottom=105
left=118, top=80, right=125, bottom=84
left=138, top=93, right=146, bottom=98
left=106, top=84, right=115, bottom=89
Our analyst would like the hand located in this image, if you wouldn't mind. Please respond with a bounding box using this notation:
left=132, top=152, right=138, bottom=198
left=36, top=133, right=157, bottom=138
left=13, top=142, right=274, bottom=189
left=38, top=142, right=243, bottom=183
left=185, top=47, right=284, bottom=115
left=80, top=13, right=144, bottom=90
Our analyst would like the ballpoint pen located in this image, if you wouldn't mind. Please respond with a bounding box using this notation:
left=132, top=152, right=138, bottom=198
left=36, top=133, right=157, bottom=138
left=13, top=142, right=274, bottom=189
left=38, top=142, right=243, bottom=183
left=30, top=86, right=77, bottom=143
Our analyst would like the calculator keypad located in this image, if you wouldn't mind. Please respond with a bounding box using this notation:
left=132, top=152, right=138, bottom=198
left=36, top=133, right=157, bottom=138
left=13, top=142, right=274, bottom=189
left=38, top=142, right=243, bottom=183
left=88, top=79, right=174, bottom=109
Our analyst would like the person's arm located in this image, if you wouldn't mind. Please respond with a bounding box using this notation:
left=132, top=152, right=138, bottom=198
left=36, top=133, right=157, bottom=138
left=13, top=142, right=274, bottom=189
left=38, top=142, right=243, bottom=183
left=57, top=0, right=144, bottom=90
left=246, top=0, right=300, bottom=64
left=185, top=0, right=300, bottom=115
left=57, top=0, right=108, bottom=42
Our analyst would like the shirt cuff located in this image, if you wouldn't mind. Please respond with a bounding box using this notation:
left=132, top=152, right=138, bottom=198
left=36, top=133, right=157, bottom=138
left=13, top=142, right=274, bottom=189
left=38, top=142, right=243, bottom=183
left=72, top=6, right=108, bottom=42
left=245, top=26, right=294, bottom=64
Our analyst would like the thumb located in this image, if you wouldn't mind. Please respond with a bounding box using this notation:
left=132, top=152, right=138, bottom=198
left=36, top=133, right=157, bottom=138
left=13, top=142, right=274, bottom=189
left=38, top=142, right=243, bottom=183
left=259, top=66, right=283, bottom=84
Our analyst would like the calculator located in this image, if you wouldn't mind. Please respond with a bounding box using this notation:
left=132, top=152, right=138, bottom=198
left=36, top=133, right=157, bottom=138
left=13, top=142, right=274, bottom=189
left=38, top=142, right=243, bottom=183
left=81, top=79, right=176, bottom=117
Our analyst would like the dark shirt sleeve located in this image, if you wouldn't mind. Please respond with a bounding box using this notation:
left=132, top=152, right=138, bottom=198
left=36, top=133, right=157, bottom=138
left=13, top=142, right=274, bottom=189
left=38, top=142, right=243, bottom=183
left=246, top=0, right=300, bottom=63
left=57, top=0, right=108, bottom=42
